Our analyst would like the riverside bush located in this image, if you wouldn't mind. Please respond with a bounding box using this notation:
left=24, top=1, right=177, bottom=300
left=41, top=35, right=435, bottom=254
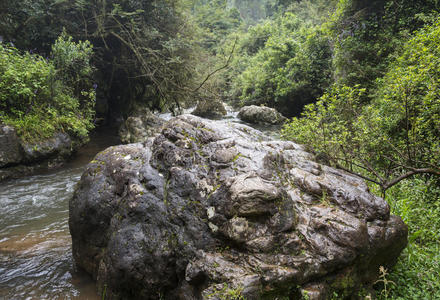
left=0, top=33, right=95, bottom=141
left=282, top=20, right=440, bottom=192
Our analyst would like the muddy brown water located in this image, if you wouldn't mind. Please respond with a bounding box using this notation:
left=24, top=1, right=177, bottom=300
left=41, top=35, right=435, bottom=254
left=0, top=113, right=281, bottom=300
left=0, top=128, right=120, bottom=300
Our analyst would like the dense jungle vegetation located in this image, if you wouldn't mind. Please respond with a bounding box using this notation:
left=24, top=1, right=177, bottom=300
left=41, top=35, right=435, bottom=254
left=1, top=0, right=439, bottom=298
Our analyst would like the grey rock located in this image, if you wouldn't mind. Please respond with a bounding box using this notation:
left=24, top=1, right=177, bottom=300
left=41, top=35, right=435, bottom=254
left=21, top=132, right=74, bottom=161
left=0, top=125, right=84, bottom=181
left=119, top=107, right=165, bottom=144
left=238, top=105, right=287, bottom=125
left=192, top=101, right=227, bottom=119
left=0, top=125, right=23, bottom=167
left=70, top=115, right=407, bottom=299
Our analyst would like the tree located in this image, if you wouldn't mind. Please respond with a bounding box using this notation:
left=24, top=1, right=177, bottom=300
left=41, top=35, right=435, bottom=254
left=1, top=0, right=200, bottom=117
left=233, top=13, right=332, bottom=116
left=282, top=20, right=440, bottom=193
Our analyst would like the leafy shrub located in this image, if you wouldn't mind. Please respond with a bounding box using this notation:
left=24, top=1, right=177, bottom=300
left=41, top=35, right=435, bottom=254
left=0, top=45, right=53, bottom=115
left=282, top=20, right=440, bottom=191
left=0, top=33, right=95, bottom=141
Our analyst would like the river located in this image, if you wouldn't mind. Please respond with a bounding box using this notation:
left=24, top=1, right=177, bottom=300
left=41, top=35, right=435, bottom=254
left=0, top=128, right=120, bottom=300
left=0, top=112, right=281, bottom=299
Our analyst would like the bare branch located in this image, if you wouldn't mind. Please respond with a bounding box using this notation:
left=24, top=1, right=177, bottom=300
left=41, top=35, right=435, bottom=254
left=383, top=168, right=440, bottom=190
left=334, top=163, right=383, bottom=186
left=193, top=37, right=238, bottom=93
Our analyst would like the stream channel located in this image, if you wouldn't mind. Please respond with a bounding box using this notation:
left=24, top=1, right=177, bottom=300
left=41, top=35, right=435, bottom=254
left=0, top=111, right=281, bottom=299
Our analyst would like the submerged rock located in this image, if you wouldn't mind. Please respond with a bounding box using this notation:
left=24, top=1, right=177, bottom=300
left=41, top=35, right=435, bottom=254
left=192, top=100, right=227, bottom=119
left=119, top=107, right=165, bottom=144
left=238, top=105, right=287, bottom=125
left=70, top=115, right=407, bottom=299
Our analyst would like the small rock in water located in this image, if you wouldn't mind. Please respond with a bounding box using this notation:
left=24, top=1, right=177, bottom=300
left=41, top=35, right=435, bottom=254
left=238, top=105, right=287, bottom=125
left=191, top=100, right=227, bottom=119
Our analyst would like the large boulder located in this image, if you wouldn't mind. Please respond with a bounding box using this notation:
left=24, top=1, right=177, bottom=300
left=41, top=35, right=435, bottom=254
left=119, top=107, right=165, bottom=144
left=238, top=105, right=287, bottom=125
left=70, top=115, right=407, bottom=300
left=192, top=100, right=227, bottom=119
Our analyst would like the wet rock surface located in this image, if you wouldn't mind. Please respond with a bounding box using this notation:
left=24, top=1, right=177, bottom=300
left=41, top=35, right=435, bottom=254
left=119, top=107, right=165, bottom=144
left=238, top=105, right=287, bottom=125
left=70, top=115, right=407, bottom=299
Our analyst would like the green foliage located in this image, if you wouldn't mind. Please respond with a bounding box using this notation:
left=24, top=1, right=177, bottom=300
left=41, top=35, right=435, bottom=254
left=372, top=21, right=440, bottom=170
left=69, top=0, right=198, bottom=113
left=51, top=31, right=93, bottom=95
left=186, top=0, right=339, bottom=116
left=231, top=13, right=332, bottom=116
left=51, top=31, right=95, bottom=127
left=0, top=0, right=66, bottom=52
left=0, top=33, right=95, bottom=141
left=283, top=19, right=440, bottom=190
left=286, top=0, right=339, bottom=26
left=0, top=45, right=54, bottom=114
left=282, top=84, right=367, bottom=167
left=282, top=11, right=440, bottom=299
left=192, top=0, right=242, bottom=52
left=1, top=0, right=201, bottom=116
left=329, top=0, right=440, bottom=93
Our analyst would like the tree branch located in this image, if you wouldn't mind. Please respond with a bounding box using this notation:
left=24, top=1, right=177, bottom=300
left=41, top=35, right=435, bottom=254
left=334, top=163, right=383, bottom=186
left=193, top=37, right=237, bottom=93
left=383, top=168, right=440, bottom=190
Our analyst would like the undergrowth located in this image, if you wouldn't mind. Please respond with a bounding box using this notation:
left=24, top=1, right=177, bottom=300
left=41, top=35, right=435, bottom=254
left=377, top=177, right=440, bottom=299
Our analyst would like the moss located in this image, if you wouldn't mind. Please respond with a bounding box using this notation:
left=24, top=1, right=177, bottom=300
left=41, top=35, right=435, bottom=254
left=232, top=152, right=243, bottom=162
left=206, top=283, right=245, bottom=300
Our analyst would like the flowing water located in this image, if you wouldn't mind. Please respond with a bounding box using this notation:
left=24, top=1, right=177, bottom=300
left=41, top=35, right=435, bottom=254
left=0, top=129, right=120, bottom=300
left=0, top=112, right=281, bottom=300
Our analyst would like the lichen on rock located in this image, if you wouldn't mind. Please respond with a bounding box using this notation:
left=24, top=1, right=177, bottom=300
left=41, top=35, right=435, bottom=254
left=70, top=115, right=407, bottom=299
